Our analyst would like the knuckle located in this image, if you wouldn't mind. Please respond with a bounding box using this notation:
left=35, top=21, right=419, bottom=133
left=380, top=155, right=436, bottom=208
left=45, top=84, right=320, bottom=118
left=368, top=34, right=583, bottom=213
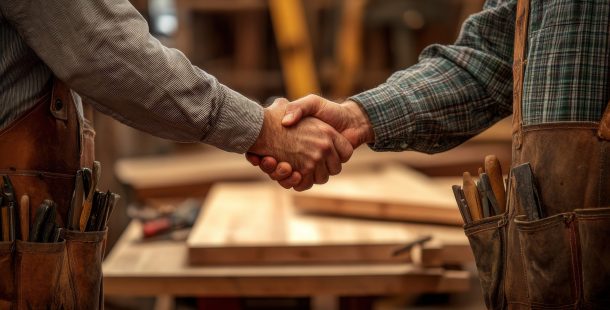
left=301, top=165, right=314, bottom=175
left=312, top=152, right=323, bottom=162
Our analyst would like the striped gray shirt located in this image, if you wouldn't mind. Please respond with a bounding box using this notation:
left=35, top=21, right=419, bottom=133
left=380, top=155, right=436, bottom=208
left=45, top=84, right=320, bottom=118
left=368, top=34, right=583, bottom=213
left=0, top=0, right=263, bottom=153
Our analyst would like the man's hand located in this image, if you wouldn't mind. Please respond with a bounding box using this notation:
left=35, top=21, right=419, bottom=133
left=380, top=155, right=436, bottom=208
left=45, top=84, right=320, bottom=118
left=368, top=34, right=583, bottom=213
left=282, top=95, right=374, bottom=147
left=247, top=95, right=374, bottom=190
left=248, top=98, right=354, bottom=191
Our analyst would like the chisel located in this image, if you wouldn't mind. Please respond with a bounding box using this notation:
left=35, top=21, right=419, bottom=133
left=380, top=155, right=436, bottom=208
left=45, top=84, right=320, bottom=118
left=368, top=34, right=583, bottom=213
left=41, top=202, right=57, bottom=242
left=451, top=185, right=472, bottom=224
left=68, top=170, right=85, bottom=230
left=80, top=161, right=100, bottom=231
left=463, top=172, right=483, bottom=221
left=485, top=155, right=506, bottom=213
left=2, top=176, right=16, bottom=241
left=480, top=173, right=501, bottom=215
left=477, top=179, right=491, bottom=218
left=30, top=201, right=51, bottom=242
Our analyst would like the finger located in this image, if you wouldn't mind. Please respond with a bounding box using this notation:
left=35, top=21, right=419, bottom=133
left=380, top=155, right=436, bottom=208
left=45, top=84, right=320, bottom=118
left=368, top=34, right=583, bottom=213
left=325, top=143, right=342, bottom=176
left=246, top=153, right=261, bottom=166
left=260, top=157, right=279, bottom=174
left=294, top=173, right=315, bottom=192
left=270, top=162, right=293, bottom=180
left=282, top=95, right=325, bottom=126
left=313, top=157, right=330, bottom=185
left=279, top=172, right=302, bottom=189
left=332, top=133, right=354, bottom=163
left=245, top=153, right=261, bottom=166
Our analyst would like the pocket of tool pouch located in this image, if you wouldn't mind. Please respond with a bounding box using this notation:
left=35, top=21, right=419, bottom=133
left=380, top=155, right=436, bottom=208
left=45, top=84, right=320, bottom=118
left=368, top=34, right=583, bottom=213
left=14, top=240, right=66, bottom=309
left=575, top=207, right=610, bottom=307
left=515, top=213, right=577, bottom=307
left=63, top=228, right=107, bottom=310
left=0, top=241, right=14, bottom=308
left=465, top=214, right=506, bottom=309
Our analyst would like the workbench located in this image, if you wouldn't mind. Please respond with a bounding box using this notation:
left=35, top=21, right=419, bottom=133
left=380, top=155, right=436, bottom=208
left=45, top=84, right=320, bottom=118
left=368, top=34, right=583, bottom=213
left=104, top=219, right=472, bottom=309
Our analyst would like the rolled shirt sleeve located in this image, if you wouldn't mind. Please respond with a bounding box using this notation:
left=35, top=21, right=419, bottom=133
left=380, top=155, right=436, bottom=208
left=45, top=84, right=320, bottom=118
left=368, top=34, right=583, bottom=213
left=351, top=0, right=516, bottom=154
left=0, top=0, right=263, bottom=153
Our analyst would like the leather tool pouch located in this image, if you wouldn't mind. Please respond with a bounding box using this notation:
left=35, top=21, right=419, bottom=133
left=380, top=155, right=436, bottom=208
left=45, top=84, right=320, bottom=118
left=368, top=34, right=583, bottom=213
left=0, top=79, right=106, bottom=309
left=464, top=214, right=507, bottom=309
left=466, top=173, right=610, bottom=309
left=512, top=207, right=610, bottom=309
left=0, top=231, right=108, bottom=309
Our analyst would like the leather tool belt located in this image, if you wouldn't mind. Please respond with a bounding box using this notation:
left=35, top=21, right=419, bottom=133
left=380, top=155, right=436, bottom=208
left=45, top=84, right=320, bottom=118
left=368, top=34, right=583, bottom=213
left=465, top=0, right=610, bottom=309
left=0, top=79, right=106, bottom=309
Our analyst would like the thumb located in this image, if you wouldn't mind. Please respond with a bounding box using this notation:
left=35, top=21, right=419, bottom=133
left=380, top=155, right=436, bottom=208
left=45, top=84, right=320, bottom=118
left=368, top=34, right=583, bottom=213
left=281, top=95, right=324, bottom=127
left=281, top=104, right=304, bottom=127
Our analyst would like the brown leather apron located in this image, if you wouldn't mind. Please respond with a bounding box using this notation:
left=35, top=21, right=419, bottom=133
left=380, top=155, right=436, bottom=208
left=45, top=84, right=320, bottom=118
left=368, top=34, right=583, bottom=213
left=0, top=80, right=107, bottom=309
left=465, top=0, right=610, bottom=309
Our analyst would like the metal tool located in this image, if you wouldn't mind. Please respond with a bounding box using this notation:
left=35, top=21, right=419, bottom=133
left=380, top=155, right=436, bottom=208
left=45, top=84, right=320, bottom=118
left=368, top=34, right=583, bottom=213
left=30, top=201, right=51, bottom=242
left=68, top=170, right=85, bottom=230
left=2, top=176, right=17, bottom=241
left=459, top=197, right=472, bottom=223
left=511, top=163, right=543, bottom=220
left=480, top=173, right=501, bottom=215
left=40, top=201, right=57, bottom=242
left=452, top=185, right=472, bottom=224
left=392, top=235, right=433, bottom=257
left=80, top=162, right=100, bottom=231
left=477, top=180, right=491, bottom=218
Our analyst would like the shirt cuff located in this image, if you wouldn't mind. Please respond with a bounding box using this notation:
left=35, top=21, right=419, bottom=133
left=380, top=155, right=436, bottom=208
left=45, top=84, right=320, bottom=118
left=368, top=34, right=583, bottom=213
left=349, top=83, right=415, bottom=152
left=201, top=85, right=264, bottom=153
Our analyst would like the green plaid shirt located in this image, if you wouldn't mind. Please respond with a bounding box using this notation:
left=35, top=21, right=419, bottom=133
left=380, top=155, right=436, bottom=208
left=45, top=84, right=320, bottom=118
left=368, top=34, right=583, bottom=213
left=352, top=0, right=610, bottom=153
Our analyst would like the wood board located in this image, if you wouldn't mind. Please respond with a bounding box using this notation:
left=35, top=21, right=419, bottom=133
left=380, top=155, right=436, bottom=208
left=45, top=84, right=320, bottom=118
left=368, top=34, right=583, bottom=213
left=187, top=182, right=468, bottom=266
left=104, top=222, right=471, bottom=297
left=292, top=165, right=463, bottom=225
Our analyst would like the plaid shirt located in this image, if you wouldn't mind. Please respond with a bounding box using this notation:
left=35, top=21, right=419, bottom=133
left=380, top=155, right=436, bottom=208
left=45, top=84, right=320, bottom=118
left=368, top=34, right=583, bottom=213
left=352, top=0, right=610, bottom=153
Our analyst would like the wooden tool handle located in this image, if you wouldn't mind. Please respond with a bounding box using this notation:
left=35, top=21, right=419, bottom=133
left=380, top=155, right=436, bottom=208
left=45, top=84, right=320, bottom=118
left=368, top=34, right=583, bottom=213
left=463, top=172, right=483, bottom=221
left=20, top=195, right=29, bottom=241
left=1, top=207, right=9, bottom=241
left=485, top=155, right=506, bottom=213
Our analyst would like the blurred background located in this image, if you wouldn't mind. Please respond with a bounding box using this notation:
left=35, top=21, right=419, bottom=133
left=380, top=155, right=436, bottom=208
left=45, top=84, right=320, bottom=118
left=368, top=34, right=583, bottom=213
left=98, top=0, right=511, bottom=309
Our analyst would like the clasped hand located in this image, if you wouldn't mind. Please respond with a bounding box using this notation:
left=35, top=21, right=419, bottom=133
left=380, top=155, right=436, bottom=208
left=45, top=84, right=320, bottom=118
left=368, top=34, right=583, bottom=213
left=247, top=95, right=373, bottom=191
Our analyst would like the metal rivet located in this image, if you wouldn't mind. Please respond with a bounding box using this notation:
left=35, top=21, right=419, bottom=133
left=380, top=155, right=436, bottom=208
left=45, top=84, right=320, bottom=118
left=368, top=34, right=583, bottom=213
left=55, top=99, right=63, bottom=110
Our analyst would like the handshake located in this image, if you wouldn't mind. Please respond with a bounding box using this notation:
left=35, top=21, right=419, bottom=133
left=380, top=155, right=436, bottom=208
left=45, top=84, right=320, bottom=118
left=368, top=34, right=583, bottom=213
left=247, top=95, right=374, bottom=191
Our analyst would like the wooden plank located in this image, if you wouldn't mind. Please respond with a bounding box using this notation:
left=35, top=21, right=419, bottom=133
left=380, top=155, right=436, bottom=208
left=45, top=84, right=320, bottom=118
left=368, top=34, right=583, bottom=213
left=114, top=151, right=266, bottom=189
left=104, top=221, right=470, bottom=297
left=293, top=166, right=463, bottom=225
left=188, top=182, right=411, bottom=265
left=186, top=182, right=469, bottom=265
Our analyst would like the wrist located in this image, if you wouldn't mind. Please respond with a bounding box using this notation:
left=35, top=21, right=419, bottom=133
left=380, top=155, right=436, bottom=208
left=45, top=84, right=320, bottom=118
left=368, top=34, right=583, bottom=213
left=342, top=100, right=374, bottom=145
left=249, top=108, right=276, bottom=155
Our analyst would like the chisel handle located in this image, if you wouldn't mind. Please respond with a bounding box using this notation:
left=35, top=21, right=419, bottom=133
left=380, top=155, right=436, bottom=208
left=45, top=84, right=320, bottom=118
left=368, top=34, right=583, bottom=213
left=20, top=195, right=29, bottom=241
left=463, top=172, right=483, bottom=221
left=485, top=155, right=506, bottom=213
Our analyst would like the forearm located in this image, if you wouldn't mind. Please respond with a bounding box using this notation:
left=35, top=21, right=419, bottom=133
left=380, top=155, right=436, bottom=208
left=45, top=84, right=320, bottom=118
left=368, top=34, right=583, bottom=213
left=1, top=0, right=263, bottom=153
left=351, top=0, right=516, bottom=153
